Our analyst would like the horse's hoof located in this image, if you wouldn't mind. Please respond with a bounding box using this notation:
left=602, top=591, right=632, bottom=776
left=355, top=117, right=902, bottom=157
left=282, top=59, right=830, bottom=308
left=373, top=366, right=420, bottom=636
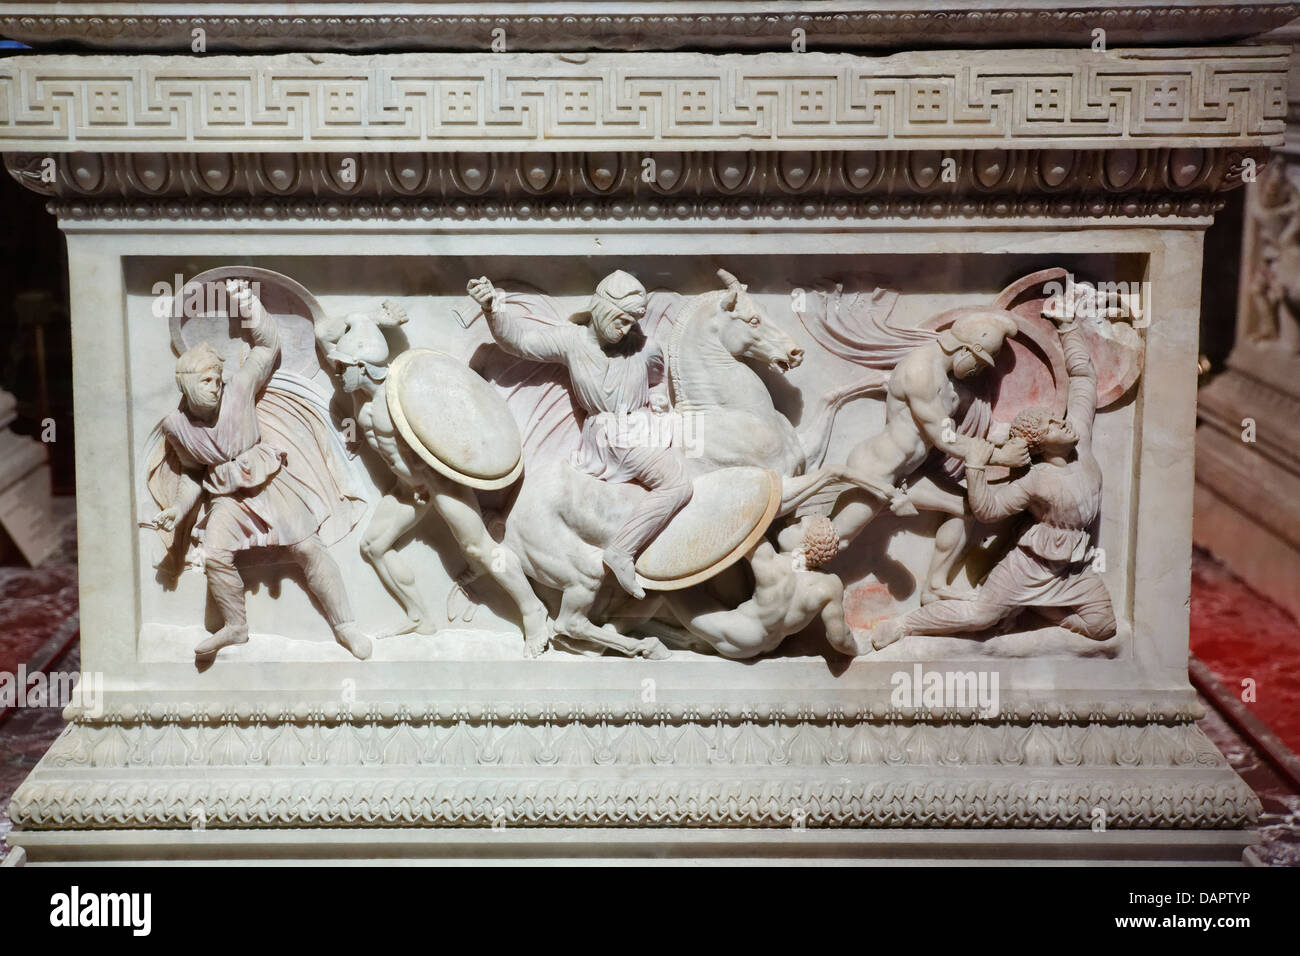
left=637, top=638, right=671, bottom=661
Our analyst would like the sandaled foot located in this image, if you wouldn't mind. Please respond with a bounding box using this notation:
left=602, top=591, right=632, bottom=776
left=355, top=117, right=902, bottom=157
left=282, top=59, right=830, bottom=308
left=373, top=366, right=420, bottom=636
left=194, top=625, right=248, bottom=657
left=602, top=547, right=646, bottom=600
left=333, top=623, right=373, bottom=660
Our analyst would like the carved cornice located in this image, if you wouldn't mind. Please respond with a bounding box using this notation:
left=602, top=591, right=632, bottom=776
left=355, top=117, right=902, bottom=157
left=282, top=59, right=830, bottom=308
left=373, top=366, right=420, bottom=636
left=9, top=718, right=1259, bottom=829
left=0, top=3, right=1297, bottom=53
left=59, top=694, right=1207, bottom=727
left=39, top=715, right=1231, bottom=769
left=0, top=49, right=1287, bottom=153
left=4, top=148, right=1264, bottom=221
left=10, top=779, right=1260, bottom=830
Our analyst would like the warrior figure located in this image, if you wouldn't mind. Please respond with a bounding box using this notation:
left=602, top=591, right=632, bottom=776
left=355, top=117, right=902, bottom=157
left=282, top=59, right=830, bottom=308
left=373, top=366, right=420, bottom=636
left=783, top=311, right=1030, bottom=601
left=316, top=301, right=552, bottom=656
left=867, top=300, right=1117, bottom=651
left=650, top=515, right=853, bottom=660
left=468, top=271, right=690, bottom=601
left=150, top=280, right=372, bottom=659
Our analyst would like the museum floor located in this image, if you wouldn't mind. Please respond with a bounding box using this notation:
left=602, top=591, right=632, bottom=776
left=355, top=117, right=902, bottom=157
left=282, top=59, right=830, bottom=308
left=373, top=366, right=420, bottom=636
left=2, top=500, right=1297, bottom=865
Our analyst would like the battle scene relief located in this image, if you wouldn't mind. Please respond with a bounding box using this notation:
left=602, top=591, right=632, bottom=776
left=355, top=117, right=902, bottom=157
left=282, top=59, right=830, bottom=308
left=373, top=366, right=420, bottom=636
left=128, top=254, right=1146, bottom=667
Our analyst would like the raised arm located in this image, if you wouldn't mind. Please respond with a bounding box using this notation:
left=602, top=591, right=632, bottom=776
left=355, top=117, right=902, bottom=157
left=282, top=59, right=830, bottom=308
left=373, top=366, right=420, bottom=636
left=226, top=279, right=280, bottom=392
left=1058, top=321, right=1097, bottom=448
left=467, top=276, right=573, bottom=365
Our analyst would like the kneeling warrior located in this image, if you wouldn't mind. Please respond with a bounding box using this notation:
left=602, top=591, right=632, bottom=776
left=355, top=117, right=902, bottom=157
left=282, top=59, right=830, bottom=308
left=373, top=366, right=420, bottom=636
left=868, top=299, right=1117, bottom=651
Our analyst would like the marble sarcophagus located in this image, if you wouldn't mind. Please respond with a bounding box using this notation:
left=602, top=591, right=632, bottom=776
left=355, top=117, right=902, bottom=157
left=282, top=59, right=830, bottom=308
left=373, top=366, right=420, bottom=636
left=2, top=1, right=1293, bottom=864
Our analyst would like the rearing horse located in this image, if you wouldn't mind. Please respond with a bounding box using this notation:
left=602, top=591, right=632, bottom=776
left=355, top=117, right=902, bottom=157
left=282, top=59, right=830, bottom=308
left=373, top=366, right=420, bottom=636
left=668, top=270, right=889, bottom=513
left=501, top=272, right=857, bottom=658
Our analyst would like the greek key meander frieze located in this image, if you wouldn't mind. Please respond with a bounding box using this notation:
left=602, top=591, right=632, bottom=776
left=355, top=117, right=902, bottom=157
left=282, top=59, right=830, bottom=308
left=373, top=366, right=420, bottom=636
left=0, top=51, right=1287, bottom=152
left=1, top=5, right=1297, bottom=52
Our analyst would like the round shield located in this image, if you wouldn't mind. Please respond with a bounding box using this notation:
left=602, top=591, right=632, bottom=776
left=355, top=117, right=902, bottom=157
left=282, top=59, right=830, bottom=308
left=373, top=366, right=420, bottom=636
left=635, top=466, right=782, bottom=591
left=386, top=349, right=524, bottom=491
left=169, top=266, right=324, bottom=378
left=994, top=266, right=1145, bottom=409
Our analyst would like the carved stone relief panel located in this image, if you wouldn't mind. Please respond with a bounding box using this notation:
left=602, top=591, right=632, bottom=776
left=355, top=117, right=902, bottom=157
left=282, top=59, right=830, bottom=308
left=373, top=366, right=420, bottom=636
left=124, top=252, right=1147, bottom=671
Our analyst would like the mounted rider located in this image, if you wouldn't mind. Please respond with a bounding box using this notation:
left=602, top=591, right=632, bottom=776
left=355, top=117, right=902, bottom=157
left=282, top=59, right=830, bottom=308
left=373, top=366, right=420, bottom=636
left=468, top=271, right=692, bottom=599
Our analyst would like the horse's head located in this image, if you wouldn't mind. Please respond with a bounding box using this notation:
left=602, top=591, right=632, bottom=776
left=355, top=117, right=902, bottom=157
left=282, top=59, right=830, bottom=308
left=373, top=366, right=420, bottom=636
left=714, top=269, right=804, bottom=373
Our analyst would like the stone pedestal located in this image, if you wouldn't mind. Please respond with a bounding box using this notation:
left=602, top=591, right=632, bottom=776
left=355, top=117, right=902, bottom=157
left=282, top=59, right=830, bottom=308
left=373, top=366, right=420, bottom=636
left=0, top=389, right=57, bottom=567
left=1196, top=21, right=1300, bottom=623
left=1, top=3, right=1291, bottom=865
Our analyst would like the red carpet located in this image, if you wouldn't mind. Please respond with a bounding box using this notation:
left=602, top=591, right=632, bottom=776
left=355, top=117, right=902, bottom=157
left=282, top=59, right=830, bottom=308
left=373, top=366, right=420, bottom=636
left=1190, top=548, right=1300, bottom=758
left=0, top=499, right=77, bottom=676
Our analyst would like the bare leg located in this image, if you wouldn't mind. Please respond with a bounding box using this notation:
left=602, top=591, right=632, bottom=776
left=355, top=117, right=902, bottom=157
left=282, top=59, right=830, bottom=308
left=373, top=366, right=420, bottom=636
left=904, top=476, right=974, bottom=604
left=195, top=547, right=250, bottom=656
left=1280, top=298, right=1300, bottom=353
left=288, top=537, right=372, bottom=660
left=430, top=478, right=552, bottom=658
left=360, top=491, right=436, bottom=637
left=828, top=488, right=885, bottom=548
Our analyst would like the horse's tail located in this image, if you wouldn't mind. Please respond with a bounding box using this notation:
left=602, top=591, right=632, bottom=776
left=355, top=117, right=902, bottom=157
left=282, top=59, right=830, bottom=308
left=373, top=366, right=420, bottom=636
left=797, top=374, right=888, bottom=470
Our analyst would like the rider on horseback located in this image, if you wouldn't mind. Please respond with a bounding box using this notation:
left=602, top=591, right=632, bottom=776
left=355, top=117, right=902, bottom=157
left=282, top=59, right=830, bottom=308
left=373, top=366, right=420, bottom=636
left=468, top=271, right=692, bottom=600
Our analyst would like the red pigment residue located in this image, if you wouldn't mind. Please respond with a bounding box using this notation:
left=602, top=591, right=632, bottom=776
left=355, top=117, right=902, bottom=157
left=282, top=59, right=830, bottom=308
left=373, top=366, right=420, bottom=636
left=1190, top=549, right=1300, bottom=757
left=843, top=580, right=897, bottom=635
left=990, top=337, right=1061, bottom=420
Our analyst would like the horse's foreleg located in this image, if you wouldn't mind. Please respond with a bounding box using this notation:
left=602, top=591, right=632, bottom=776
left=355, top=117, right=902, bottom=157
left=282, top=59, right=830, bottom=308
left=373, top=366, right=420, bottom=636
left=556, top=581, right=669, bottom=660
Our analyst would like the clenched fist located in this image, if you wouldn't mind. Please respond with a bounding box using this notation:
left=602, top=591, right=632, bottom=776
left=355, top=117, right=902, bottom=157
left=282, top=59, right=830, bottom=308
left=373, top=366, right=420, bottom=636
left=467, top=276, right=500, bottom=312
left=990, top=437, right=1031, bottom=468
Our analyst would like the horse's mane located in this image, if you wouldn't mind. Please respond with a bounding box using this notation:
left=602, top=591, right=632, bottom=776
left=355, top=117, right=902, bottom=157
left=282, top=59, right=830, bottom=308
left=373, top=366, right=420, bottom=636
left=665, top=289, right=721, bottom=409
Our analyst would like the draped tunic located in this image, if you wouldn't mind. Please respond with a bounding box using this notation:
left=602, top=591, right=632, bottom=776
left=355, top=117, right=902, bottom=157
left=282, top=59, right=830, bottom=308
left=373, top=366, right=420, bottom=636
left=485, top=301, right=674, bottom=483
left=162, top=316, right=325, bottom=552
